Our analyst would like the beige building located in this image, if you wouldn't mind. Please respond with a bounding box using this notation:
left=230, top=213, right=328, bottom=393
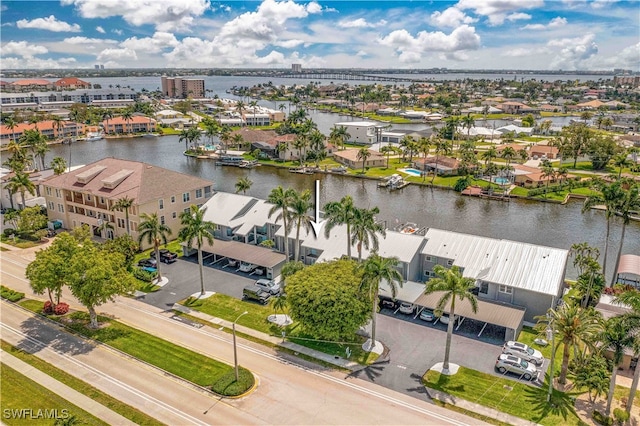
left=41, top=158, right=213, bottom=247
left=161, top=76, right=205, bottom=98
left=333, top=148, right=386, bottom=169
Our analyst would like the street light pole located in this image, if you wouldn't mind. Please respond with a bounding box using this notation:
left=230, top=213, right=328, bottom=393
left=546, top=312, right=555, bottom=402
left=233, top=311, right=248, bottom=382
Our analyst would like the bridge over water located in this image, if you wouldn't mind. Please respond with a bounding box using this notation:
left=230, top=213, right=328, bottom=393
left=272, top=72, right=424, bottom=83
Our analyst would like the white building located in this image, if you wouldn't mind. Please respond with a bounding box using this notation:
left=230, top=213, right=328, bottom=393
left=333, top=121, right=381, bottom=145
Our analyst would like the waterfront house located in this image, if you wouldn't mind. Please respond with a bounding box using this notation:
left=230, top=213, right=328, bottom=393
left=333, top=148, right=386, bottom=169
left=412, top=156, right=461, bottom=176
left=496, top=101, right=537, bottom=115
left=102, top=116, right=157, bottom=135
left=41, top=158, right=213, bottom=247
left=332, top=121, right=380, bottom=145
left=0, top=120, right=84, bottom=147
left=529, top=143, right=559, bottom=160
left=54, top=77, right=91, bottom=90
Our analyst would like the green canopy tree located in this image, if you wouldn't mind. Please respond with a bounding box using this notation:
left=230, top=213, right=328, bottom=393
left=51, top=156, right=67, bottom=175
left=138, top=213, right=172, bottom=281
left=359, top=254, right=403, bottom=352
left=235, top=177, right=253, bottom=195
left=179, top=205, right=216, bottom=296
left=424, top=265, right=478, bottom=373
left=285, top=258, right=370, bottom=341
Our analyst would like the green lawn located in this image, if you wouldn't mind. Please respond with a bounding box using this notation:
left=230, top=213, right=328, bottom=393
left=1, top=364, right=108, bottom=426
left=181, top=294, right=379, bottom=365
left=1, top=340, right=164, bottom=426
left=133, top=240, right=184, bottom=263
left=18, top=301, right=233, bottom=388
left=423, top=367, right=582, bottom=426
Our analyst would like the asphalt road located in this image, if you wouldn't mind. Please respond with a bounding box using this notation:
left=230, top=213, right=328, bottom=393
left=1, top=249, right=487, bottom=426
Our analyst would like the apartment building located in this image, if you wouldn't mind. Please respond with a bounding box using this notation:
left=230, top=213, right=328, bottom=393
left=161, top=76, right=205, bottom=99
left=41, top=158, right=213, bottom=248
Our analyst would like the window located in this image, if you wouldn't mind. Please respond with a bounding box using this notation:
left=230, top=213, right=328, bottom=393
left=498, top=285, right=513, bottom=294
left=100, top=197, right=105, bottom=204
left=55, top=189, right=61, bottom=198
left=446, top=260, right=453, bottom=266
left=425, top=256, right=432, bottom=262
left=45, top=187, right=52, bottom=196
left=57, top=204, right=64, bottom=213
left=117, top=218, right=125, bottom=228
left=86, top=194, right=91, bottom=201
left=171, top=196, right=176, bottom=203
left=195, top=188, right=203, bottom=198
left=424, top=271, right=432, bottom=277
left=184, top=208, right=190, bottom=214
left=479, top=282, right=489, bottom=294
left=172, top=212, right=177, bottom=219
left=48, top=201, right=54, bottom=210
left=183, top=192, right=190, bottom=202
left=160, top=215, right=165, bottom=225
left=159, top=199, right=164, bottom=210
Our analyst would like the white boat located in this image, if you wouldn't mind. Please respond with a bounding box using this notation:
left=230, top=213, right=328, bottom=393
left=86, top=132, right=104, bottom=141
left=398, top=222, right=419, bottom=234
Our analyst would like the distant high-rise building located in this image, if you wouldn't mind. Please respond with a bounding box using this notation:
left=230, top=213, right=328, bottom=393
left=292, top=63, right=302, bottom=73
left=94, top=65, right=100, bottom=70
left=160, top=76, right=205, bottom=98
left=100, top=65, right=104, bottom=69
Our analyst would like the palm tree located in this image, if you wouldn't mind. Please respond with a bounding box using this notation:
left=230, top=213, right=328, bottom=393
left=323, top=195, right=356, bottom=260
left=613, top=290, right=640, bottom=414
left=540, top=162, right=556, bottom=198
left=249, top=100, right=258, bottom=126
left=111, top=196, right=134, bottom=236
left=600, top=316, right=636, bottom=417
left=138, top=213, right=172, bottom=281
left=461, top=114, right=475, bottom=140
left=424, top=265, right=478, bottom=373
left=431, top=138, right=452, bottom=184
left=535, top=302, right=602, bottom=385
left=4, top=116, right=17, bottom=144
left=350, top=207, right=385, bottom=262
left=178, top=205, right=216, bottom=296
left=101, top=109, right=113, bottom=135
left=359, top=254, right=403, bottom=352
left=235, top=100, right=246, bottom=125
left=50, top=156, right=67, bottom=175
left=178, top=128, right=191, bottom=152
left=329, top=125, right=350, bottom=151
left=288, top=190, right=312, bottom=262
left=268, top=186, right=295, bottom=260
left=235, top=177, right=253, bottom=195
left=611, top=183, right=640, bottom=286
left=400, top=135, right=416, bottom=162
left=121, top=109, right=133, bottom=134
left=481, top=145, right=498, bottom=166
left=612, top=153, right=630, bottom=178
left=8, top=171, right=35, bottom=209
left=582, top=179, right=626, bottom=279
left=356, top=148, right=371, bottom=174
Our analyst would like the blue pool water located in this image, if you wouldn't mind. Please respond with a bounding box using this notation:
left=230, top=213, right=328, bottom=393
left=494, top=177, right=510, bottom=185
left=402, top=168, right=422, bottom=177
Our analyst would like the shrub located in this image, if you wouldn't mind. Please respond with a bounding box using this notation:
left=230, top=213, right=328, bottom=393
left=53, top=302, right=69, bottom=315
left=593, top=410, right=613, bottom=426
left=2, top=228, right=16, bottom=238
left=43, top=300, right=54, bottom=314
left=0, top=285, right=25, bottom=302
left=211, top=368, right=254, bottom=396
left=132, top=267, right=157, bottom=282
left=613, top=408, right=629, bottom=425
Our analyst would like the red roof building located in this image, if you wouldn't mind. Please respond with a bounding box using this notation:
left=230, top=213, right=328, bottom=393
left=54, top=77, right=91, bottom=90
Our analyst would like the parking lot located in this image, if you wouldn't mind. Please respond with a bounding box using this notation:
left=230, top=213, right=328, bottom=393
left=140, top=255, right=547, bottom=399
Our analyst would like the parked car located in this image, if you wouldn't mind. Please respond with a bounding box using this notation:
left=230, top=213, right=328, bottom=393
left=242, top=285, right=271, bottom=304
left=138, top=258, right=157, bottom=268
left=398, top=302, right=415, bottom=314
left=419, top=309, right=435, bottom=322
left=150, top=249, right=178, bottom=264
left=254, top=279, right=281, bottom=295
left=439, top=314, right=458, bottom=325
left=495, top=354, right=538, bottom=381
left=379, top=297, right=397, bottom=310
left=502, top=341, right=544, bottom=366
left=238, top=262, right=258, bottom=272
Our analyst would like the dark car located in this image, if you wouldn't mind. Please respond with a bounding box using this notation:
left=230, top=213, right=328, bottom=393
left=150, top=249, right=178, bottom=264
left=378, top=297, right=397, bottom=310
left=242, top=285, right=271, bottom=304
left=138, top=258, right=157, bottom=268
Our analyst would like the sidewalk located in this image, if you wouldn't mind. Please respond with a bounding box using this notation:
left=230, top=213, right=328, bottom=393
left=0, top=349, right=136, bottom=426
left=172, top=303, right=362, bottom=371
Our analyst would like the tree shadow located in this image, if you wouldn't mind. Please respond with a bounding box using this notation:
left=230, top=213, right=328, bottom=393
left=15, top=316, right=95, bottom=357
left=346, top=357, right=390, bottom=382
left=524, top=372, right=583, bottom=422
left=406, top=372, right=432, bottom=398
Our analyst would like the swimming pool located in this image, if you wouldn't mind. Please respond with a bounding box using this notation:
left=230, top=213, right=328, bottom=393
left=494, top=177, right=510, bottom=185
left=400, top=168, right=422, bottom=177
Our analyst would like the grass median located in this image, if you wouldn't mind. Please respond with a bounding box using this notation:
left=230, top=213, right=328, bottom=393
left=1, top=364, right=108, bottom=426
left=18, top=300, right=254, bottom=396
left=1, top=340, right=165, bottom=426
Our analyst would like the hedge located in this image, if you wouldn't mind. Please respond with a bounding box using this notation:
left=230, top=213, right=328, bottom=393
left=0, top=285, right=25, bottom=302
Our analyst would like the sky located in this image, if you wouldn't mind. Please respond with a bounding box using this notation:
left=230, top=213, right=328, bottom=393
left=1, top=0, right=639, bottom=71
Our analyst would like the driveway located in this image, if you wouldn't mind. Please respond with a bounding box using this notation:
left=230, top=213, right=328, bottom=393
left=139, top=255, right=256, bottom=310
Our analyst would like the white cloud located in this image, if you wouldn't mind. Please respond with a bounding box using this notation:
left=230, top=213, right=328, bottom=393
left=96, top=26, right=105, bottom=33
left=273, top=39, right=305, bottom=48
left=1, top=56, right=77, bottom=69
left=337, top=18, right=387, bottom=29
left=120, top=32, right=179, bottom=53
left=61, top=0, right=210, bottom=31
left=16, top=15, right=81, bottom=32
left=548, top=33, right=598, bottom=69
left=430, top=7, right=477, bottom=28
left=506, top=13, right=531, bottom=22
left=2, top=41, right=48, bottom=57
left=64, top=36, right=118, bottom=44
left=456, top=0, right=543, bottom=25
left=113, top=29, right=123, bottom=35
left=253, top=50, right=285, bottom=64
left=97, top=47, right=138, bottom=61
left=592, top=0, right=619, bottom=9
left=356, top=50, right=368, bottom=57
left=522, top=16, right=568, bottom=30
left=378, top=25, right=481, bottom=63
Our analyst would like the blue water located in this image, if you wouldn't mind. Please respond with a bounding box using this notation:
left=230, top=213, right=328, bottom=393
left=494, top=177, right=510, bottom=185
left=402, top=168, right=422, bottom=177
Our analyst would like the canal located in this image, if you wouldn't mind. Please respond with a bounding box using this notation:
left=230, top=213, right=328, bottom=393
left=48, top=134, right=639, bottom=282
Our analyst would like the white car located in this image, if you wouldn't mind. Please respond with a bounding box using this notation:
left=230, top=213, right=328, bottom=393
left=502, top=341, right=544, bottom=366
left=254, top=279, right=281, bottom=295
left=495, top=354, right=538, bottom=381
left=439, top=314, right=458, bottom=325
left=398, top=302, right=415, bottom=314
left=238, top=262, right=258, bottom=272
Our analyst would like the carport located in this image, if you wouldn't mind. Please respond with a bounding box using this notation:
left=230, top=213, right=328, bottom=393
left=414, top=291, right=525, bottom=341
left=182, top=239, right=286, bottom=279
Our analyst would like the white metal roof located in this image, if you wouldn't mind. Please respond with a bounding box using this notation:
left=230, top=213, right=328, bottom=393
left=379, top=279, right=424, bottom=302
left=334, top=121, right=380, bottom=127
left=421, top=229, right=567, bottom=296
